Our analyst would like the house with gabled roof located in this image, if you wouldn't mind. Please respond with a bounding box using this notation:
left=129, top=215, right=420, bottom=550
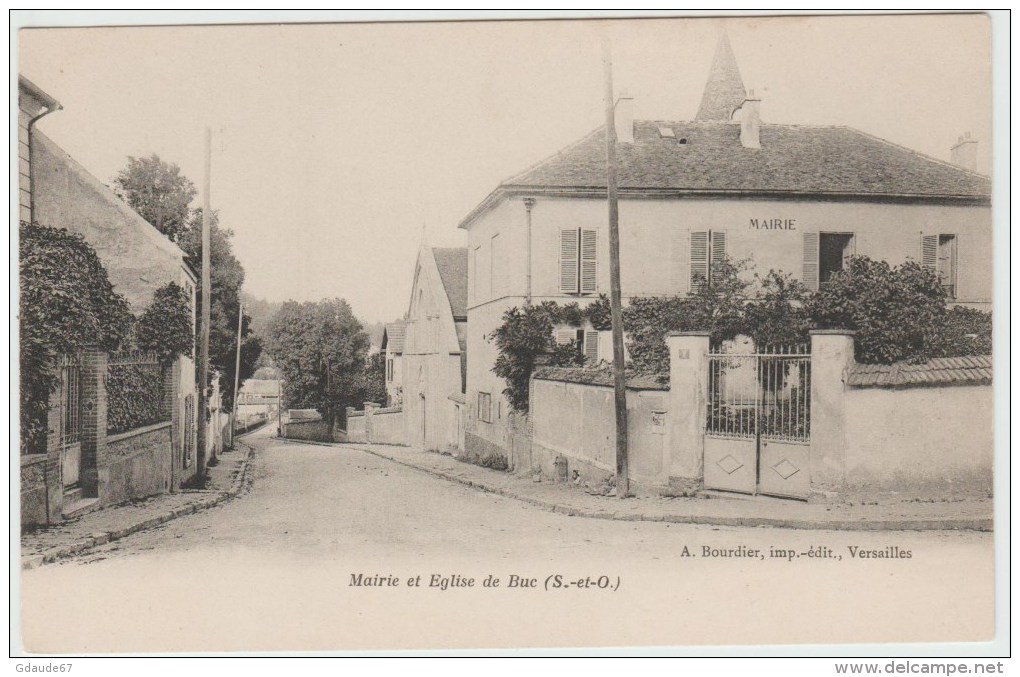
left=458, top=32, right=992, bottom=468
left=381, top=321, right=406, bottom=407
left=401, top=246, right=468, bottom=451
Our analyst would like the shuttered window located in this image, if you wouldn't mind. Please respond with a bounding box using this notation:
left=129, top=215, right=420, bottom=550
left=922, top=233, right=958, bottom=299
left=559, top=229, right=579, bottom=293
left=580, top=229, right=598, bottom=294
left=710, top=231, right=727, bottom=287
left=802, top=232, right=820, bottom=291
left=690, top=230, right=727, bottom=291
left=920, top=234, right=938, bottom=272
left=583, top=330, right=599, bottom=364
left=806, top=232, right=855, bottom=289
left=553, top=328, right=600, bottom=365
left=560, top=228, right=597, bottom=294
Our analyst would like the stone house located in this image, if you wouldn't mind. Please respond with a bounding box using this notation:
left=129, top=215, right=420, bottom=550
left=400, top=247, right=468, bottom=452
left=19, top=75, right=200, bottom=524
left=457, top=34, right=992, bottom=465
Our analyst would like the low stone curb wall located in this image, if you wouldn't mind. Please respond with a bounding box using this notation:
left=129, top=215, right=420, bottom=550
left=21, top=430, right=259, bottom=571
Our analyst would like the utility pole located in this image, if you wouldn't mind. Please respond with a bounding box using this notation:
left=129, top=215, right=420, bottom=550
left=231, top=301, right=244, bottom=447
left=196, top=127, right=212, bottom=481
left=603, top=38, right=629, bottom=498
left=277, top=377, right=283, bottom=437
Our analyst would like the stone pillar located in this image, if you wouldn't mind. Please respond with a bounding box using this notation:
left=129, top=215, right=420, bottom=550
left=364, top=402, right=379, bottom=443
left=168, top=358, right=182, bottom=493
left=809, top=330, right=856, bottom=492
left=44, top=386, right=63, bottom=523
left=79, top=348, right=108, bottom=501
left=664, top=332, right=711, bottom=491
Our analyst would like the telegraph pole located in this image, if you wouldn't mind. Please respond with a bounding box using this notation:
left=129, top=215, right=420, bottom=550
left=603, top=38, right=629, bottom=498
left=231, top=301, right=244, bottom=447
left=196, top=127, right=212, bottom=480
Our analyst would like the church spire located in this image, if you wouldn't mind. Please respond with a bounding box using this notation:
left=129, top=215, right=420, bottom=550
left=695, top=29, right=747, bottom=122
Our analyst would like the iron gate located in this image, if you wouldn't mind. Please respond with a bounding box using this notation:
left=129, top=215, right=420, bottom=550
left=58, top=354, right=83, bottom=489
left=704, top=345, right=811, bottom=499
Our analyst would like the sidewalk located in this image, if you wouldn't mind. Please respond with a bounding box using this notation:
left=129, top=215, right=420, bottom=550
left=338, top=442, right=993, bottom=532
left=20, top=437, right=255, bottom=570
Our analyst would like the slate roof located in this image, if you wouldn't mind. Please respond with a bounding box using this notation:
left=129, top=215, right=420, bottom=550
left=846, top=355, right=992, bottom=388
left=382, top=321, right=406, bottom=354
left=695, top=31, right=746, bottom=122
left=432, top=247, right=469, bottom=320
left=459, top=121, right=990, bottom=229
left=513, top=122, right=989, bottom=197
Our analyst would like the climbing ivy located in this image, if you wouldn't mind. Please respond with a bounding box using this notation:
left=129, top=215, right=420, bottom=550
left=133, top=281, right=194, bottom=363
left=19, top=222, right=133, bottom=454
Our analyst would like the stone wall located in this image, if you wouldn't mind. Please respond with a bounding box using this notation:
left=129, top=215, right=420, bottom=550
left=105, top=423, right=173, bottom=502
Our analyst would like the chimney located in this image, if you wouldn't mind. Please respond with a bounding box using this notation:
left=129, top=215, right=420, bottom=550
left=735, top=89, right=761, bottom=150
left=614, top=90, right=634, bottom=144
left=950, top=132, right=978, bottom=172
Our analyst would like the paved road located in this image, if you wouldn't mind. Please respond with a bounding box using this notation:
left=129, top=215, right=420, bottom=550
left=20, top=431, right=994, bottom=653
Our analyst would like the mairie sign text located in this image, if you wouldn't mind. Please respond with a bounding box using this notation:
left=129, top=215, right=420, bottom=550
left=749, top=218, right=797, bottom=230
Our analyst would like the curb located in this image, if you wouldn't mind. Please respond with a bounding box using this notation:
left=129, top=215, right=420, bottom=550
left=21, top=435, right=258, bottom=571
left=341, top=444, right=993, bottom=533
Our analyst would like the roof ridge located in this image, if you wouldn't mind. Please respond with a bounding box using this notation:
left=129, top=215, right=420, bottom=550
left=501, top=125, right=605, bottom=187
left=843, top=126, right=991, bottom=179
left=34, top=130, right=187, bottom=261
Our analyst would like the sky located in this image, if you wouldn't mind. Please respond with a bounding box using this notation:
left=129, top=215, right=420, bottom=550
left=17, top=12, right=994, bottom=323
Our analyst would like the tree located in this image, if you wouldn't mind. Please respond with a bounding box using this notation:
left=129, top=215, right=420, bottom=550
left=806, top=256, right=948, bottom=364
left=355, top=352, right=388, bottom=407
left=265, top=298, right=371, bottom=427
left=112, top=154, right=197, bottom=243
left=622, top=255, right=750, bottom=376
left=741, top=271, right=811, bottom=349
left=19, top=222, right=133, bottom=454
left=133, top=281, right=194, bottom=362
left=178, top=208, right=261, bottom=410
left=490, top=302, right=584, bottom=414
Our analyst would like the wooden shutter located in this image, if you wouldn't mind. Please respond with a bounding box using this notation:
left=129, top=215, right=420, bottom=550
left=690, top=231, right=709, bottom=292
left=583, top=330, right=599, bottom=364
left=710, top=230, right=727, bottom=286
left=554, top=328, right=575, bottom=345
left=803, top=232, right=820, bottom=291
left=580, top=228, right=598, bottom=294
left=559, top=228, right=579, bottom=294
left=920, top=234, right=938, bottom=272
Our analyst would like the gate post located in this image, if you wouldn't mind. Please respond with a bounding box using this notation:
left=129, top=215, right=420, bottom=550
left=79, top=347, right=108, bottom=501
left=665, top=332, right=711, bottom=492
left=809, top=330, right=855, bottom=493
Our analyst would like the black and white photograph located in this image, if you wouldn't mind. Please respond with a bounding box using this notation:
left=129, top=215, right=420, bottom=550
left=11, top=10, right=1006, bottom=663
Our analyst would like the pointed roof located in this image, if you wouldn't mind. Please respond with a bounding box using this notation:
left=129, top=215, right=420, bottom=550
left=695, top=31, right=747, bottom=121
left=382, top=322, right=406, bottom=354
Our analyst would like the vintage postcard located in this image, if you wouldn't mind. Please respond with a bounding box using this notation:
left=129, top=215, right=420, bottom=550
left=12, top=11, right=1004, bottom=659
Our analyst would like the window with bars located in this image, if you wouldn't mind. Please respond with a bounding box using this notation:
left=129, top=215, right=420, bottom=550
left=690, top=230, right=727, bottom=292
left=559, top=228, right=597, bottom=295
left=921, top=233, right=958, bottom=299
